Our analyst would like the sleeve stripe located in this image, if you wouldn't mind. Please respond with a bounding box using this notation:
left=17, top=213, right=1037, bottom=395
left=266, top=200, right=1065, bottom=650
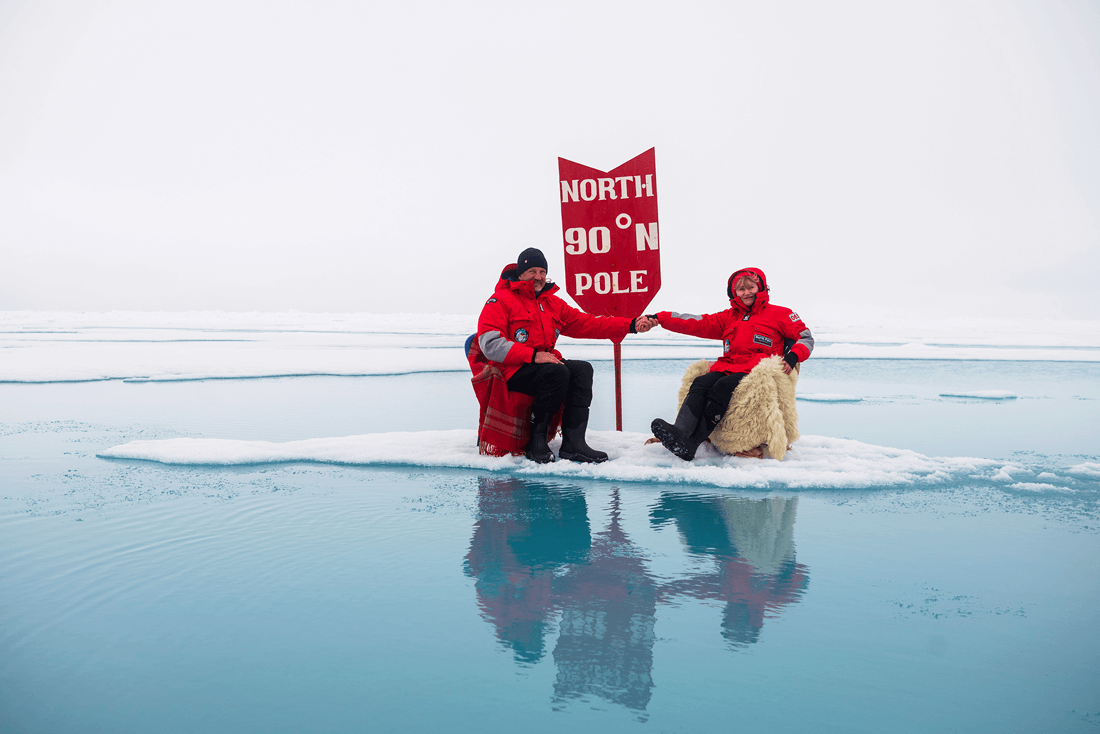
left=479, top=331, right=513, bottom=363
left=796, top=328, right=814, bottom=355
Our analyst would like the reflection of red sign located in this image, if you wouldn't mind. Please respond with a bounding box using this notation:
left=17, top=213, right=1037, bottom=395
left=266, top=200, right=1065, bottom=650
left=558, top=148, right=661, bottom=318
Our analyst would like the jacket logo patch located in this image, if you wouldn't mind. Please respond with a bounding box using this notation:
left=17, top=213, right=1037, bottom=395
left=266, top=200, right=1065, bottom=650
left=753, top=334, right=774, bottom=347
left=789, top=312, right=800, bottom=322
left=514, top=328, right=529, bottom=343
left=723, top=339, right=730, bottom=354
left=539, top=303, right=544, bottom=312
left=554, top=329, right=560, bottom=340
left=486, top=297, right=497, bottom=304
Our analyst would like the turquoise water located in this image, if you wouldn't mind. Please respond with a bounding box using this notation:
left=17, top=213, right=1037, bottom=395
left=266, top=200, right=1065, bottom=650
left=2, top=361, right=1099, bottom=732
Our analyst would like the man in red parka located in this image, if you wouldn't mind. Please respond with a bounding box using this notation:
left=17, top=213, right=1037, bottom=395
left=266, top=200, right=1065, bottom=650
left=650, top=267, right=814, bottom=461
left=477, top=248, right=656, bottom=464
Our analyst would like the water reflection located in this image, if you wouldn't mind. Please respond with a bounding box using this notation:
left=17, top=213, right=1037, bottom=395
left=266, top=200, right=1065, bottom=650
left=551, top=489, right=656, bottom=713
left=464, top=478, right=810, bottom=715
left=463, top=477, right=591, bottom=664
left=651, top=493, right=809, bottom=648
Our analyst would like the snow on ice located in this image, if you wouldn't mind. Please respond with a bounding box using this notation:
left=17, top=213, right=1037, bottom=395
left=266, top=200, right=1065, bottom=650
left=1009, top=482, right=1075, bottom=493
left=98, top=430, right=1065, bottom=491
left=1067, top=463, right=1100, bottom=479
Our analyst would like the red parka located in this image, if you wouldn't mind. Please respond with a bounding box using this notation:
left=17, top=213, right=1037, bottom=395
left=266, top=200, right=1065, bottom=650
left=477, top=264, right=632, bottom=381
left=656, top=267, right=814, bottom=374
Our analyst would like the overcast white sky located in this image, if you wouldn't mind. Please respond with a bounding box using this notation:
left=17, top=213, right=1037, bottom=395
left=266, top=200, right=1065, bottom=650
left=1, top=0, right=1097, bottom=320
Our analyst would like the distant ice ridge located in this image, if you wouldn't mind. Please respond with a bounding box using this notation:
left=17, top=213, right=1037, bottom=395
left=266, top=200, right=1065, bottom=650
left=1067, top=463, right=1100, bottom=479
left=939, top=391, right=1017, bottom=399
left=797, top=393, right=862, bottom=402
left=0, top=312, right=475, bottom=382
left=3, top=311, right=1100, bottom=382
left=97, top=431, right=1090, bottom=490
left=1009, top=482, right=1074, bottom=492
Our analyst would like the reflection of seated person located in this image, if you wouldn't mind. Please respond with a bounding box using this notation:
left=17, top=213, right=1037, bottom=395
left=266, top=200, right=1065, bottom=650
left=463, top=477, right=590, bottom=664
left=648, top=268, right=813, bottom=461
left=551, top=489, right=657, bottom=716
left=464, top=480, right=658, bottom=716
left=651, top=493, right=809, bottom=647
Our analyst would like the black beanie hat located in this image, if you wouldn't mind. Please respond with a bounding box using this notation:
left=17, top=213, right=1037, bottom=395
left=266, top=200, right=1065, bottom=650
left=515, top=247, right=548, bottom=276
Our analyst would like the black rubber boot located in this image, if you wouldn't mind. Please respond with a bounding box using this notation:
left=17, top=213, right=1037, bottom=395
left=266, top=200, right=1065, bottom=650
left=651, top=401, right=705, bottom=461
left=525, top=410, right=557, bottom=464
left=652, top=397, right=727, bottom=461
left=700, top=398, right=726, bottom=438
left=559, top=406, right=608, bottom=463
left=691, top=400, right=725, bottom=451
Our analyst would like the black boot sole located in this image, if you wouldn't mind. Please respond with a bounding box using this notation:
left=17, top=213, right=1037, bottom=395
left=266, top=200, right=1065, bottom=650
left=559, top=449, right=608, bottom=464
left=525, top=449, right=557, bottom=464
left=651, top=419, right=698, bottom=461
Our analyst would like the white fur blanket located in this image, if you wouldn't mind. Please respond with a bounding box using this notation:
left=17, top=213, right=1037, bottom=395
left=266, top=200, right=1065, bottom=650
left=676, top=356, right=800, bottom=460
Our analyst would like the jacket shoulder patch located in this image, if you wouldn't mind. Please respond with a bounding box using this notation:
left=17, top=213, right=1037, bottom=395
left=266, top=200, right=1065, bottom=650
left=789, top=312, right=800, bottom=322
left=486, top=297, right=497, bottom=304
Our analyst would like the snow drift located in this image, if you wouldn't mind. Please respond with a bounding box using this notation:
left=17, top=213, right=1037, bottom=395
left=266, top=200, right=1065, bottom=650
left=95, top=430, right=1085, bottom=490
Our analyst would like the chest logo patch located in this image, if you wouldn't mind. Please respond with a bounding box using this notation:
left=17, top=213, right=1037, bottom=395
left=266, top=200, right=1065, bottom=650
left=514, top=328, right=529, bottom=343
left=753, top=334, right=774, bottom=347
left=723, top=339, right=731, bottom=354
left=554, top=328, right=560, bottom=341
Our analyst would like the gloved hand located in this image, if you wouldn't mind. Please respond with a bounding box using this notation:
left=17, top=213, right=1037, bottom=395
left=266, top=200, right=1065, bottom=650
left=782, top=351, right=799, bottom=374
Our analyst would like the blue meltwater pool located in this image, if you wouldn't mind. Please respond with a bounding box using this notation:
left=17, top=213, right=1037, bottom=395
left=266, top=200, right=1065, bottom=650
left=1, top=360, right=1098, bottom=732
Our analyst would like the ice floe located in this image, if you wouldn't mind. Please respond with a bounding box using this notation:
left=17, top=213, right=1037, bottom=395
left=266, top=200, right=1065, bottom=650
left=1009, top=482, right=1074, bottom=493
left=98, top=430, right=1056, bottom=490
left=1067, top=463, right=1100, bottom=479
left=797, top=393, right=862, bottom=402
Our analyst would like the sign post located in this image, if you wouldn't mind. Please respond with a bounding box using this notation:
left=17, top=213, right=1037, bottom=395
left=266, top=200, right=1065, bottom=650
left=558, top=148, right=661, bottom=430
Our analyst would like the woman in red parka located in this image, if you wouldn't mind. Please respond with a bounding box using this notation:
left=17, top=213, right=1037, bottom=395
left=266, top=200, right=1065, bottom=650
left=649, top=267, right=814, bottom=461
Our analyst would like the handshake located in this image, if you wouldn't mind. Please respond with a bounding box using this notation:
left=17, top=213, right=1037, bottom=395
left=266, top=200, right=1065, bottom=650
left=631, top=314, right=661, bottom=334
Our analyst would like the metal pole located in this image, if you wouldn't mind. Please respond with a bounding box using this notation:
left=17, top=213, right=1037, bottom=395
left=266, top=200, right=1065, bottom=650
left=614, top=341, right=623, bottom=431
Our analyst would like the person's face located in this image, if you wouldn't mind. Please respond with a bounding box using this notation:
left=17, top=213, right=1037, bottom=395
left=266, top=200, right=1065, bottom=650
left=519, top=267, right=547, bottom=292
left=735, top=280, right=759, bottom=306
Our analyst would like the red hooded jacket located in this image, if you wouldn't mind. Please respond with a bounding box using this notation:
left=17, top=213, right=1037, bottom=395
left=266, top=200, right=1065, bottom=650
left=656, top=267, right=814, bottom=374
left=477, top=264, right=632, bottom=382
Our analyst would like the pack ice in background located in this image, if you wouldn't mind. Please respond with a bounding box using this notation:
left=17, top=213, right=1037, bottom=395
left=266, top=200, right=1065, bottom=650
left=2, top=308, right=1100, bottom=733
left=3, top=308, right=1100, bottom=481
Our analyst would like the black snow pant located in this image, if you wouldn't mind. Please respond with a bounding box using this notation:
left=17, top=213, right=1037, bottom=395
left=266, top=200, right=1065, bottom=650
left=684, top=370, right=747, bottom=430
left=506, top=359, right=594, bottom=418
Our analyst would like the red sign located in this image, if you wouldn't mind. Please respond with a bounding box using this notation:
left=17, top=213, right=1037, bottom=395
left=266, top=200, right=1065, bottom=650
left=558, top=148, right=661, bottom=318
